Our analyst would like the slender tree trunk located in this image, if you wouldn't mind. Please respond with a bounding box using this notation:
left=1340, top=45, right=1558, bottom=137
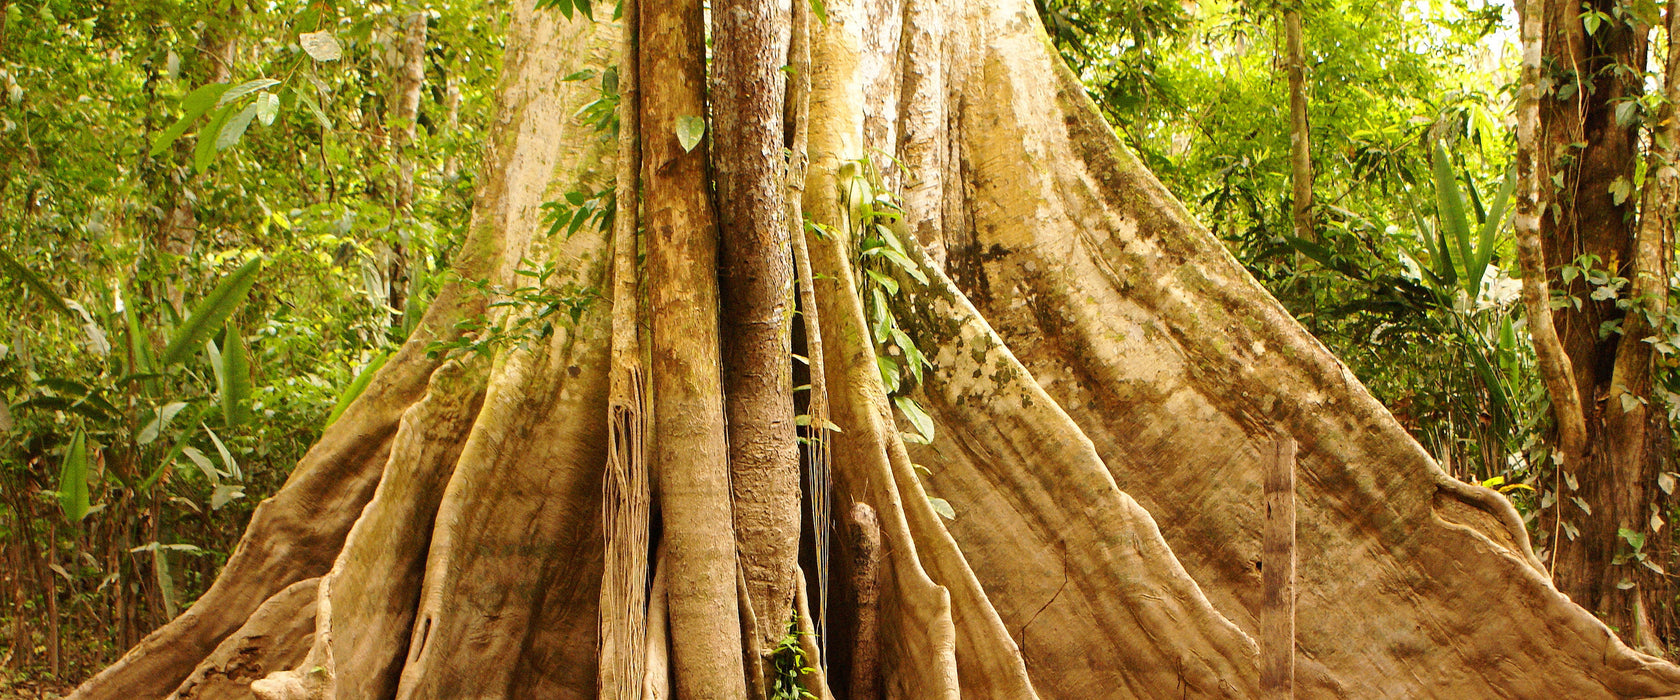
left=713, top=0, right=802, bottom=666
left=642, top=0, right=749, bottom=695
left=387, top=12, right=429, bottom=318
left=47, top=519, right=59, bottom=679
left=1284, top=8, right=1313, bottom=242
left=442, top=77, right=462, bottom=183
left=158, top=9, right=240, bottom=314
left=1515, top=0, right=1587, bottom=484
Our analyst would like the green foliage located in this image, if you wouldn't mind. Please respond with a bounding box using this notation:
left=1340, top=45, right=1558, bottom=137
left=769, top=617, right=818, bottom=700
left=832, top=157, right=934, bottom=445
left=0, top=0, right=507, bottom=678
left=426, top=260, right=603, bottom=360
left=57, top=427, right=90, bottom=522
left=161, top=257, right=263, bottom=366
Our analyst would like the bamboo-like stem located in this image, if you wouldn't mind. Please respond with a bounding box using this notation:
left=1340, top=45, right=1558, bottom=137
left=1285, top=9, right=1313, bottom=243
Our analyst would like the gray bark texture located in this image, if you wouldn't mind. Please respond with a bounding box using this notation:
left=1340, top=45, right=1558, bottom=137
left=63, top=0, right=1680, bottom=698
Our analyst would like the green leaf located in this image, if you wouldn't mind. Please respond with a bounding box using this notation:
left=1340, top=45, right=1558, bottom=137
left=161, top=258, right=263, bottom=365
left=150, top=82, right=233, bottom=156
left=219, top=79, right=282, bottom=107
left=809, top=0, right=828, bottom=25
left=152, top=545, right=178, bottom=619
left=139, top=403, right=215, bottom=490
left=211, top=483, right=244, bottom=510
left=58, top=428, right=91, bottom=522
left=220, top=321, right=251, bottom=428
left=893, top=395, right=935, bottom=444
left=878, top=247, right=928, bottom=285
left=927, top=496, right=956, bottom=520
left=1614, top=100, right=1641, bottom=128
left=1609, top=176, right=1634, bottom=206
left=122, top=289, right=151, bottom=374
left=865, top=269, right=900, bottom=295
left=1572, top=495, right=1592, bottom=515
left=1471, top=169, right=1516, bottom=290
left=890, top=328, right=927, bottom=385
left=194, top=103, right=236, bottom=172
left=216, top=101, right=262, bottom=151
left=1431, top=141, right=1473, bottom=295
left=325, top=352, right=389, bottom=428
left=676, top=115, right=706, bottom=153
left=181, top=445, right=219, bottom=482
left=876, top=355, right=902, bottom=394
left=542, top=0, right=576, bottom=18
left=138, top=401, right=189, bottom=446
left=255, top=91, right=280, bottom=126
left=294, top=87, right=334, bottom=130
left=205, top=425, right=239, bottom=480
left=0, top=247, right=74, bottom=318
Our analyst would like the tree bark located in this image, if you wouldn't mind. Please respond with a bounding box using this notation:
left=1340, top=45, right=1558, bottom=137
left=597, top=0, right=650, bottom=696
left=1260, top=438, right=1296, bottom=699
left=712, top=0, right=802, bottom=660
left=386, top=12, right=429, bottom=317
left=642, top=0, right=749, bottom=695
left=1533, top=0, right=1667, bottom=642
left=1515, top=0, right=1588, bottom=506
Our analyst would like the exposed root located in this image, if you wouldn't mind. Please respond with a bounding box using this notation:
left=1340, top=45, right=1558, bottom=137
left=643, top=545, right=672, bottom=700
left=792, top=565, right=833, bottom=700
left=170, top=578, right=319, bottom=700
left=847, top=503, right=881, bottom=700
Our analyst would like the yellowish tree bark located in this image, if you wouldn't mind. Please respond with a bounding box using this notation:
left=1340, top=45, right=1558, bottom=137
left=63, top=0, right=1680, bottom=698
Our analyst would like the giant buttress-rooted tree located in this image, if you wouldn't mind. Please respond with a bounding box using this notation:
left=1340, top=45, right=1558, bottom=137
left=66, top=0, right=1680, bottom=697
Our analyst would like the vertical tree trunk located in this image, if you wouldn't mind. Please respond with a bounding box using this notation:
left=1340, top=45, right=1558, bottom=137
left=642, top=0, right=749, bottom=695
left=47, top=519, right=59, bottom=678
left=1603, top=0, right=1680, bottom=651
left=387, top=12, right=429, bottom=317
left=1514, top=0, right=1587, bottom=484
left=158, top=9, right=241, bottom=314
left=1534, top=0, right=1664, bottom=641
left=712, top=0, right=801, bottom=665
left=1260, top=438, right=1296, bottom=699
left=598, top=0, right=651, bottom=694
left=1284, top=9, right=1313, bottom=242
left=441, top=77, right=462, bottom=183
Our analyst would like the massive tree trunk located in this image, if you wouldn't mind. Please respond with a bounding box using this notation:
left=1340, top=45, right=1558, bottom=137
left=1531, top=0, right=1672, bottom=647
left=67, top=0, right=1680, bottom=698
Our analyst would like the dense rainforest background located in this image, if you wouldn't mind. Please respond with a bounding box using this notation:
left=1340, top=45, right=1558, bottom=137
left=2, top=0, right=1678, bottom=692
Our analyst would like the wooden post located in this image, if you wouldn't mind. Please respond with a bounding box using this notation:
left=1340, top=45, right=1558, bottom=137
left=1261, top=437, right=1296, bottom=699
